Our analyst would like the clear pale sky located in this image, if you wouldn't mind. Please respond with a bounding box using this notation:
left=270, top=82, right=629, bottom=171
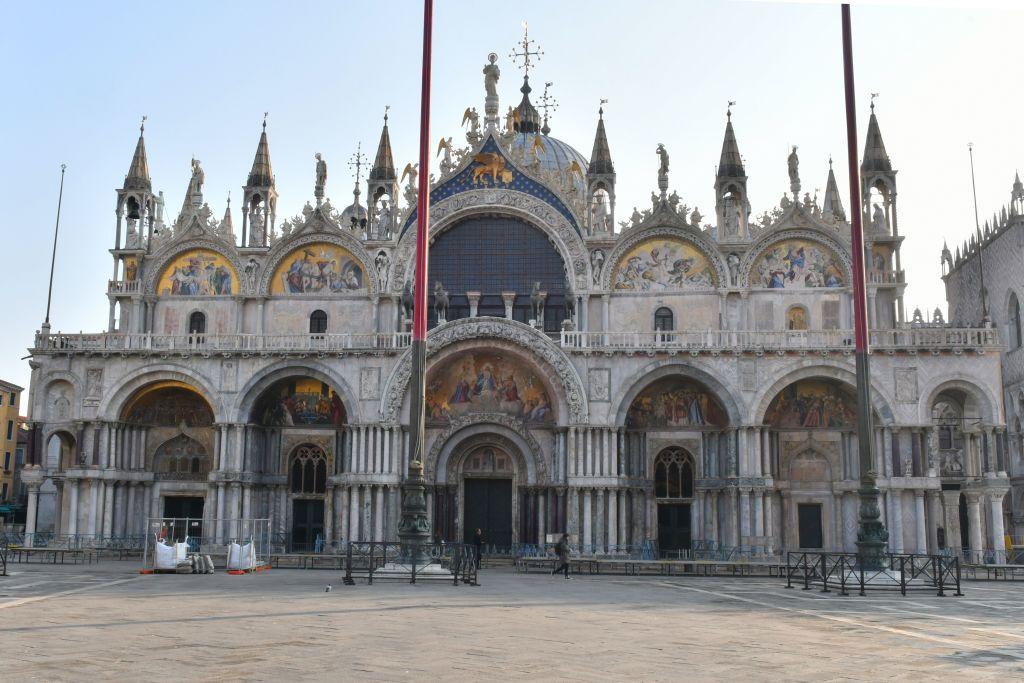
left=2, top=0, right=1021, bottom=409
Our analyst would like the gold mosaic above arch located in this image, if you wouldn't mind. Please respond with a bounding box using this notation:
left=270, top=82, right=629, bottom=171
left=270, top=242, right=365, bottom=294
left=610, top=237, right=716, bottom=291
left=750, top=239, right=845, bottom=289
left=157, top=249, right=238, bottom=296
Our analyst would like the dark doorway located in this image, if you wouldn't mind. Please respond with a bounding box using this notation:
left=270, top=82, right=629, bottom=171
left=163, top=496, right=204, bottom=543
left=292, top=499, right=325, bottom=552
left=657, top=503, right=691, bottom=555
left=797, top=503, right=824, bottom=549
left=463, top=478, right=513, bottom=548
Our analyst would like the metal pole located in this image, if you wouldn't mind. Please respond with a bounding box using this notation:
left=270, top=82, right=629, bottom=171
left=397, top=0, right=434, bottom=555
left=968, top=143, right=989, bottom=323
left=841, top=3, right=888, bottom=569
left=43, top=164, right=67, bottom=330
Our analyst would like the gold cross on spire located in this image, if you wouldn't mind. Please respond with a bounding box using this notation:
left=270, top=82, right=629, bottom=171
left=510, top=21, right=543, bottom=76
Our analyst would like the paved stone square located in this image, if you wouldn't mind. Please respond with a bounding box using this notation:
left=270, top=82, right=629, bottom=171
left=2, top=561, right=1024, bottom=680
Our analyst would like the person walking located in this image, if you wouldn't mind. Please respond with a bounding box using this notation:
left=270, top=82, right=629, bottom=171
left=551, top=533, right=571, bottom=579
left=473, top=528, right=484, bottom=569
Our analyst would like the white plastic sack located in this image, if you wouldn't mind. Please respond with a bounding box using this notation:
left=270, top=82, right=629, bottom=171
left=226, top=542, right=240, bottom=569
left=154, top=541, right=177, bottom=570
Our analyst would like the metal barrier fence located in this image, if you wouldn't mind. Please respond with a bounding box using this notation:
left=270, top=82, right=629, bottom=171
left=0, top=545, right=6, bottom=576
left=343, top=541, right=479, bottom=586
left=142, top=518, right=271, bottom=572
left=786, top=551, right=962, bottom=596
left=1, top=532, right=145, bottom=554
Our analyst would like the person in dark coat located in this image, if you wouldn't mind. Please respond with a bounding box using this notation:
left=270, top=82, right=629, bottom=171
left=551, top=533, right=571, bottom=579
left=473, top=528, right=484, bottom=569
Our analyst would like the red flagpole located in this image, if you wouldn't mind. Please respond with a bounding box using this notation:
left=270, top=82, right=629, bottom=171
left=842, top=3, right=888, bottom=567
left=398, top=0, right=434, bottom=548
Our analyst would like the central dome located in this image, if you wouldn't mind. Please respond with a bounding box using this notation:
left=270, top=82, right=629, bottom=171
left=508, top=133, right=588, bottom=194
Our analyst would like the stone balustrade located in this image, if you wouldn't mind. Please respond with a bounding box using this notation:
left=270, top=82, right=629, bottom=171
left=33, top=331, right=413, bottom=355
left=107, top=279, right=141, bottom=295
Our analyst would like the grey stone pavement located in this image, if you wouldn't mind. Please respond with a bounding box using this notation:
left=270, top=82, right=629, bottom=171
left=2, top=560, right=1024, bottom=681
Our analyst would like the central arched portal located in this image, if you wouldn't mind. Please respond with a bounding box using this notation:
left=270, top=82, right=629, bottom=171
left=461, top=444, right=515, bottom=547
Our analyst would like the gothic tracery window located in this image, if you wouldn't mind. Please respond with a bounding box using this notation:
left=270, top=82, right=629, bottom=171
left=654, top=448, right=694, bottom=499
left=1009, top=293, right=1022, bottom=349
left=290, top=444, right=327, bottom=494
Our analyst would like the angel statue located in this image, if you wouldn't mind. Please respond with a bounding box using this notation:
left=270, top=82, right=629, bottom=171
left=462, top=107, right=481, bottom=136
left=188, top=158, right=205, bottom=203
left=437, top=137, right=454, bottom=176
left=505, top=106, right=518, bottom=133
left=787, top=145, right=800, bottom=195
left=401, top=163, right=419, bottom=207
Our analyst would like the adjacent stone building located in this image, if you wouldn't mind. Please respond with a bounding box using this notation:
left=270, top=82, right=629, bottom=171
left=20, top=52, right=1010, bottom=561
left=943, top=175, right=1024, bottom=550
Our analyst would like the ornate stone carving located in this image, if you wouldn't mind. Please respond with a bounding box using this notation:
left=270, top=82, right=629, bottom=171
left=894, top=367, right=919, bottom=403
left=425, top=411, right=549, bottom=485
left=379, top=318, right=588, bottom=424
left=360, top=367, right=381, bottom=400
left=588, top=368, right=610, bottom=402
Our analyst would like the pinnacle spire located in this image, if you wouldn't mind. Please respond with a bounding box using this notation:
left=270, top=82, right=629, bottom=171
left=822, top=156, right=846, bottom=222
left=124, top=117, right=151, bottom=191
left=222, top=194, right=233, bottom=231
left=369, top=107, right=396, bottom=182
left=717, top=107, right=744, bottom=179
left=246, top=115, right=274, bottom=188
left=861, top=105, right=892, bottom=174
left=588, top=101, right=614, bottom=176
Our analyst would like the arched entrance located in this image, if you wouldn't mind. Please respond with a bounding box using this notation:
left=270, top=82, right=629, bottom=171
left=461, top=444, right=515, bottom=548
left=654, top=447, right=695, bottom=554
left=288, top=444, right=327, bottom=551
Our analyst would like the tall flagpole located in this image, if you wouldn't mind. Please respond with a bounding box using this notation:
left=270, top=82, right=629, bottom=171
left=398, top=0, right=434, bottom=552
left=841, top=4, right=888, bottom=568
left=968, top=143, right=990, bottom=324
left=43, top=163, right=67, bottom=334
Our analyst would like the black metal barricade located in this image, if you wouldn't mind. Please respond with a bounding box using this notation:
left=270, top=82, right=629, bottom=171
left=785, top=551, right=962, bottom=597
left=343, top=541, right=479, bottom=586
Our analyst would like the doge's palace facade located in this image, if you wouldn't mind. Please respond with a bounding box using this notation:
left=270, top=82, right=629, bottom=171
left=20, top=50, right=1012, bottom=562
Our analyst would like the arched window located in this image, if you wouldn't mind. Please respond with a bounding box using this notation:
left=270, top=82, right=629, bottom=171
left=654, top=307, right=674, bottom=332
left=654, top=448, right=694, bottom=499
left=1010, top=293, right=1022, bottom=349
left=309, top=309, right=328, bottom=334
left=290, top=444, right=327, bottom=495
left=427, top=216, right=568, bottom=332
left=786, top=306, right=808, bottom=331
left=188, top=311, right=206, bottom=335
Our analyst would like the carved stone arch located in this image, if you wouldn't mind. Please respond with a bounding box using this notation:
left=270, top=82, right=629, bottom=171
left=143, top=239, right=243, bottom=296
left=783, top=443, right=834, bottom=483
left=612, top=360, right=744, bottom=427
left=97, top=364, right=222, bottom=423
left=232, top=359, right=360, bottom=424
left=600, top=225, right=728, bottom=291
left=739, top=228, right=853, bottom=289
left=920, top=376, right=998, bottom=425
left=379, top=317, right=588, bottom=424
left=35, top=371, right=83, bottom=423
left=427, top=414, right=548, bottom=486
left=43, top=428, right=78, bottom=471
left=752, top=362, right=895, bottom=426
left=390, top=190, right=590, bottom=295
left=257, top=229, right=378, bottom=297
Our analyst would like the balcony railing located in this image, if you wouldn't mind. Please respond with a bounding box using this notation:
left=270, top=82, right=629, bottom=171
left=32, top=326, right=1000, bottom=357
left=559, top=327, right=1000, bottom=352
left=867, top=269, right=905, bottom=285
left=34, top=332, right=413, bottom=354
left=107, top=279, right=141, bottom=295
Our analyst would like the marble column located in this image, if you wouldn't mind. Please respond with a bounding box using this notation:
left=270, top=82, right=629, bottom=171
left=966, top=492, right=983, bottom=562
left=582, top=489, right=593, bottom=553
left=567, top=488, right=579, bottom=541
left=501, top=292, right=516, bottom=319
left=618, top=490, right=628, bottom=548
left=102, top=481, right=114, bottom=538
left=324, top=485, right=335, bottom=546
left=125, top=483, right=137, bottom=537
left=990, top=491, right=1008, bottom=563
left=595, top=489, right=606, bottom=554
left=753, top=490, right=764, bottom=539
left=537, top=490, right=547, bottom=546
left=216, top=483, right=226, bottom=543
left=349, top=485, right=360, bottom=542
left=374, top=485, right=385, bottom=541
left=25, top=483, right=40, bottom=545
left=737, top=488, right=750, bottom=544
left=890, top=489, right=905, bottom=553
left=914, top=490, right=927, bottom=554
left=466, top=291, right=481, bottom=317
left=339, top=486, right=350, bottom=544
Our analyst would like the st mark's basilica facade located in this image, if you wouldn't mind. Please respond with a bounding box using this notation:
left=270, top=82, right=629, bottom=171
left=19, top=45, right=1015, bottom=561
